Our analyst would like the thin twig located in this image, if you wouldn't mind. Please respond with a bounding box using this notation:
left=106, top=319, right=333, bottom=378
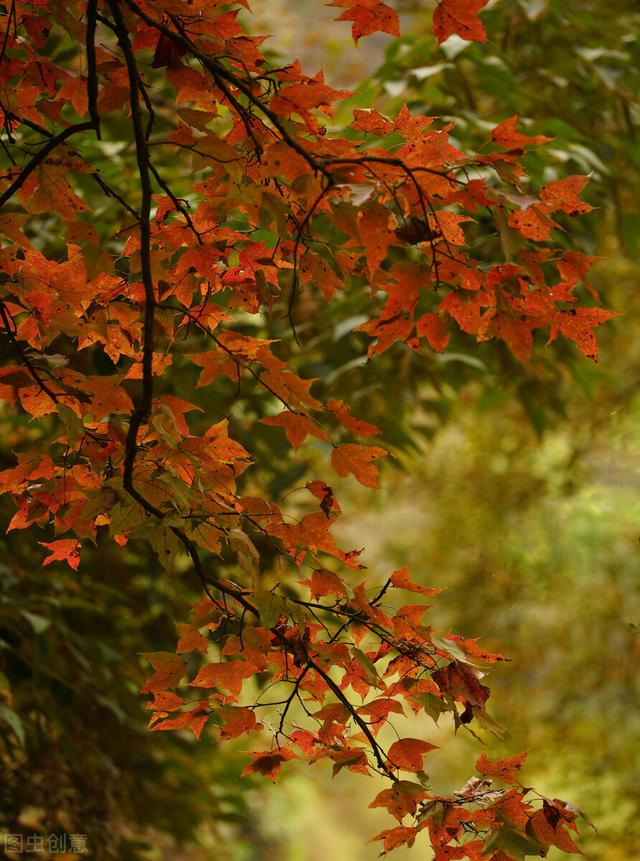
left=0, top=121, right=94, bottom=208
left=85, top=0, right=101, bottom=138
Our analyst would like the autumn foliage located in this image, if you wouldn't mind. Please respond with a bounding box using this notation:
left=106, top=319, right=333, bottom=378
left=0, top=0, right=609, bottom=857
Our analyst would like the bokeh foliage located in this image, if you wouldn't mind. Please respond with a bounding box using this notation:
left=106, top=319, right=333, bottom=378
left=1, top=1, right=637, bottom=859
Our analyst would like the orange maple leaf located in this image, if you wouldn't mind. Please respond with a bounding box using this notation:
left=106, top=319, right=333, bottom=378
left=331, top=443, right=388, bottom=488
left=387, top=738, right=437, bottom=772
left=433, top=0, right=489, bottom=44
left=476, top=750, right=528, bottom=784
left=332, top=1, right=400, bottom=43
left=39, top=538, right=81, bottom=571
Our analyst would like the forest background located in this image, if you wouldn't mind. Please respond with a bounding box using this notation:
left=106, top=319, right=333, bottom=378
left=0, top=1, right=639, bottom=860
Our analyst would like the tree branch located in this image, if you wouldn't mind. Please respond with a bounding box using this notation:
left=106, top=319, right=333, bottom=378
left=85, top=0, right=101, bottom=138
left=107, top=0, right=157, bottom=514
left=0, top=108, right=139, bottom=218
left=0, top=121, right=94, bottom=208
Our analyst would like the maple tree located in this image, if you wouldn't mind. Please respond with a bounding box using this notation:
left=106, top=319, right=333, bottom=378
left=0, top=0, right=612, bottom=857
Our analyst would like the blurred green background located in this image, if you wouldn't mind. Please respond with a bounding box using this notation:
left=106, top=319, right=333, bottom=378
left=1, top=1, right=639, bottom=859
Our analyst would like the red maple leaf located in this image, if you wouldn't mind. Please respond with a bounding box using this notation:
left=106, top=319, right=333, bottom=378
left=433, top=0, right=490, bottom=44
left=39, top=538, right=81, bottom=571
left=332, top=1, right=400, bottom=43
left=476, top=750, right=528, bottom=784
left=387, top=738, right=437, bottom=772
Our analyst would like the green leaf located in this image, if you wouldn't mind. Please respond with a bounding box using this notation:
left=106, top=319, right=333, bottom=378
left=483, top=828, right=544, bottom=859
left=431, top=635, right=468, bottom=663
left=473, top=707, right=508, bottom=740
left=253, top=591, right=288, bottom=631
left=414, top=692, right=451, bottom=723
left=352, top=647, right=379, bottom=687
left=21, top=610, right=51, bottom=634
left=137, top=525, right=185, bottom=575
left=56, top=403, right=84, bottom=447
left=0, top=703, right=26, bottom=748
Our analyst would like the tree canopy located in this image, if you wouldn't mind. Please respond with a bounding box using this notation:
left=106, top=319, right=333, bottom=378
left=0, top=1, right=626, bottom=859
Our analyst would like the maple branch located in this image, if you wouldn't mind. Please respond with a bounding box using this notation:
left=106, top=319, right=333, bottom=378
left=370, top=577, right=392, bottom=606
left=179, top=532, right=261, bottom=620
left=0, top=300, right=61, bottom=404
left=202, top=65, right=264, bottom=159
left=112, top=3, right=462, bottom=327
left=108, top=0, right=157, bottom=516
left=0, top=108, right=139, bottom=219
left=120, top=0, right=331, bottom=180
left=307, top=658, right=395, bottom=778
left=85, top=0, right=101, bottom=138
left=320, top=154, right=459, bottom=285
left=91, top=174, right=141, bottom=221
left=124, top=2, right=264, bottom=156
left=148, top=138, right=242, bottom=166
left=105, top=4, right=254, bottom=623
left=147, top=161, right=203, bottom=243
left=277, top=665, right=310, bottom=736
left=0, top=0, right=17, bottom=66
left=288, top=594, right=403, bottom=653
left=206, top=64, right=330, bottom=180
left=288, top=183, right=334, bottom=342
left=163, top=10, right=264, bottom=156
left=404, top=169, right=451, bottom=287
left=0, top=120, right=94, bottom=209
left=159, top=301, right=314, bottom=419
left=320, top=155, right=460, bottom=184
